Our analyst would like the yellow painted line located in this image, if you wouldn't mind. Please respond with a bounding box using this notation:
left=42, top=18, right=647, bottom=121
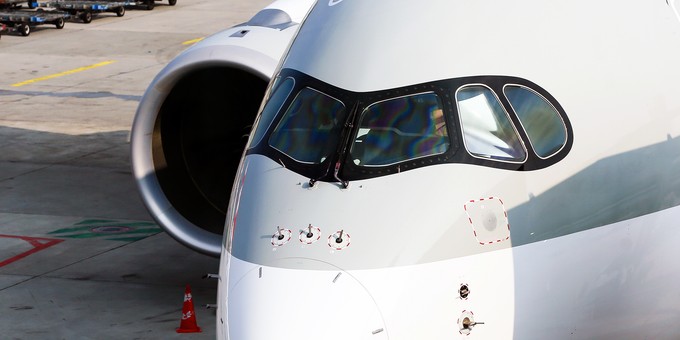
left=11, top=60, right=116, bottom=87
left=182, top=37, right=204, bottom=45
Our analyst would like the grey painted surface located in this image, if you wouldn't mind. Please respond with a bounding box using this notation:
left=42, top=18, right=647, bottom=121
left=510, top=136, right=680, bottom=246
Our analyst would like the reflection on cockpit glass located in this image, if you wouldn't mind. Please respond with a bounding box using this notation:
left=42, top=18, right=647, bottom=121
left=504, top=85, right=567, bottom=158
left=351, top=92, right=449, bottom=166
left=269, top=87, right=346, bottom=164
left=457, top=86, right=526, bottom=162
left=249, top=78, right=295, bottom=148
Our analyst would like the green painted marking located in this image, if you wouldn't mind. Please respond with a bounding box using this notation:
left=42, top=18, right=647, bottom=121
left=49, top=219, right=162, bottom=242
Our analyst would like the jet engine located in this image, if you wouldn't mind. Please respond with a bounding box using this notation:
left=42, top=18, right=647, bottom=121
left=130, top=0, right=314, bottom=256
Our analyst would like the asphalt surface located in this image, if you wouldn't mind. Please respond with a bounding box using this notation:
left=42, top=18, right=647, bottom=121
left=0, top=0, right=270, bottom=338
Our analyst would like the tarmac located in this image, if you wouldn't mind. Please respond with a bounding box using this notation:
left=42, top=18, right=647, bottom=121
left=0, top=0, right=270, bottom=338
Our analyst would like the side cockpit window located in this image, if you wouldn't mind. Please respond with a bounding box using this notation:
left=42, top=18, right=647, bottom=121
left=249, top=77, right=295, bottom=149
left=456, top=85, right=526, bottom=162
left=350, top=93, right=449, bottom=166
left=504, top=85, right=567, bottom=158
left=269, top=87, right=346, bottom=164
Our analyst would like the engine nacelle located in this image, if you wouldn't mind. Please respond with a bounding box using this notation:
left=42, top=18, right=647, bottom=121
left=130, top=0, right=315, bottom=256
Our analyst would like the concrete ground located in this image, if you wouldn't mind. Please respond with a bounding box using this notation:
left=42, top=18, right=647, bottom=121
left=0, top=0, right=270, bottom=338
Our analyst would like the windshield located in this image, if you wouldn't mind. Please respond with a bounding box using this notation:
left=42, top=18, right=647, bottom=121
left=350, top=92, right=449, bottom=166
left=247, top=69, right=572, bottom=181
left=269, top=87, right=347, bottom=164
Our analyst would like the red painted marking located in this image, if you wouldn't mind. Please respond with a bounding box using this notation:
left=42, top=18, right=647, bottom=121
left=0, top=234, right=63, bottom=267
left=464, top=196, right=512, bottom=246
left=271, top=229, right=293, bottom=246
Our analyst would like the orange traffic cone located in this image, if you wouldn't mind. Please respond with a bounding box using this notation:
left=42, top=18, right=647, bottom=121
left=176, top=284, right=202, bottom=333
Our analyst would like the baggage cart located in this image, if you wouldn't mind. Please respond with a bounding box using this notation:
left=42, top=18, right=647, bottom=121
left=40, top=0, right=127, bottom=23
left=137, top=0, right=175, bottom=11
left=0, top=9, right=69, bottom=36
left=0, top=0, right=38, bottom=9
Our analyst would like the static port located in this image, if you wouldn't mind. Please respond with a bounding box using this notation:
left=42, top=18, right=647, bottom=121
left=459, top=284, right=470, bottom=299
left=462, top=317, right=472, bottom=329
left=457, top=310, right=480, bottom=335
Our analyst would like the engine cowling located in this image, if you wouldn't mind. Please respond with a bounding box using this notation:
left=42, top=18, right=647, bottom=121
left=130, top=0, right=315, bottom=256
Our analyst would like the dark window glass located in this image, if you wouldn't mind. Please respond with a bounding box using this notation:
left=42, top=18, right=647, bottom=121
left=249, top=78, right=295, bottom=148
left=269, top=87, right=346, bottom=164
left=504, top=85, right=567, bottom=158
left=351, top=93, right=449, bottom=166
left=457, top=86, right=526, bottom=162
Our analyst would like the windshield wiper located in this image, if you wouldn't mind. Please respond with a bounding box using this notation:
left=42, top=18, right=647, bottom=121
left=332, top=101, right=360, bottom=189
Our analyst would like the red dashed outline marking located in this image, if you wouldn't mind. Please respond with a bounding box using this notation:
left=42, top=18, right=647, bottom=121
left=458, top=310, right=475, bottom=336
left=298, top=226, right=322, bottom=244
left=271, top=228, right=292, bottom=247
left=463, top=196, right=511, bottom=246
left=0, top=234, right=63, bottom=267
left=327, top=231, right=351, bottom=250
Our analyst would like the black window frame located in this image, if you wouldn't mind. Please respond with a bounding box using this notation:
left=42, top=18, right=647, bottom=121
left=247, top=69, right=573, bottom=182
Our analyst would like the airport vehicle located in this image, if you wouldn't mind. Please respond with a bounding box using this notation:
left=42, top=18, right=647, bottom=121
left=0, top=0, right=38, bottom=9
left=131, top=0, right=680, bottom=338
left=139, top=0, right=174, bottom=11
left=40, top=0, right=126, bottom=23
left=0, top=9, right=68, bottom=36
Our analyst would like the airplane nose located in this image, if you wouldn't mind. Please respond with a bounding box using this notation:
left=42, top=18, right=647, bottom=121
left=226, top=258, right=388, bottom=339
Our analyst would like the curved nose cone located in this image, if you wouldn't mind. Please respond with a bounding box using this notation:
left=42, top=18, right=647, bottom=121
left=226, top=258, right=388, bottom=339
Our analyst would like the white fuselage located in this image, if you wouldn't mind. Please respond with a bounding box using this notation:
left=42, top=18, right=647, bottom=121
left=217, top=156, right=680, bottom=339
left=216, top=0, right=680, bottom=338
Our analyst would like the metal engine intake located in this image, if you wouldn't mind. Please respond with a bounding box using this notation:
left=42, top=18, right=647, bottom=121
left=130, top=0, right=313, bottom=256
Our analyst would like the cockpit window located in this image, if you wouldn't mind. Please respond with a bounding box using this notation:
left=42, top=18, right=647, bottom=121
left=350, top=93, right=449, bottom=166
left=247, top=69, right=573, bottom=180
left=249, top=77, right=295, bottom=148
left=504, top=85, right=567, bottom=158
left=268, top=87, right=347, bottom=164
left=456, top=85, right=526, bottom=162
